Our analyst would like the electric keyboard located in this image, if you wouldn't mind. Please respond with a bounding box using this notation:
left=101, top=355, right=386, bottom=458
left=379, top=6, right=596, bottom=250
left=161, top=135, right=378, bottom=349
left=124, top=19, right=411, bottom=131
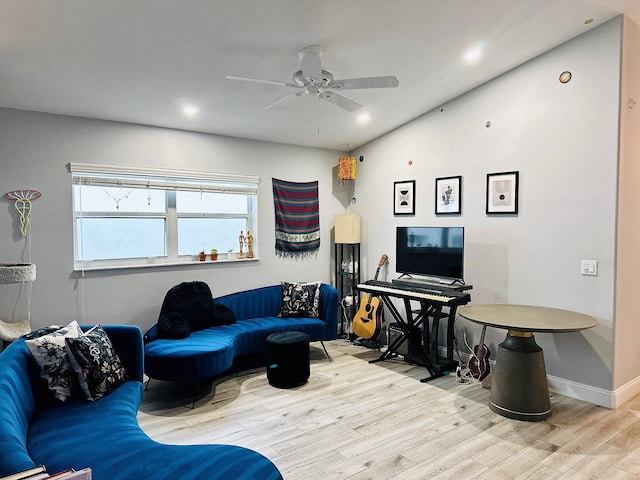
left=357, top=280, right=470, bottom=306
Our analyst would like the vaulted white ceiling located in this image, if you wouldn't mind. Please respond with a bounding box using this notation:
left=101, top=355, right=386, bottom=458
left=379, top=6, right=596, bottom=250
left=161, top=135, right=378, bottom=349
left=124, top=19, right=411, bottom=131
left=1, top=1, right=638, bottom=151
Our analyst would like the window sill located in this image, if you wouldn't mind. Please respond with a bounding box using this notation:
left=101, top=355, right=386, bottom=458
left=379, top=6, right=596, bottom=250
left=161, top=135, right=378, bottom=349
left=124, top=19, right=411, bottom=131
left=73, top=256, right=259, bottom=272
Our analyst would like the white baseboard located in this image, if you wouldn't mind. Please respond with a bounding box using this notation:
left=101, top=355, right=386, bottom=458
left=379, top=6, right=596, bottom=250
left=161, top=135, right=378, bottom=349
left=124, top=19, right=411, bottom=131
left=609, top=375, right=640, bottom=408
left=546, top=375, right=613, bottom=408
left=546, top=375, right=640, bottom=409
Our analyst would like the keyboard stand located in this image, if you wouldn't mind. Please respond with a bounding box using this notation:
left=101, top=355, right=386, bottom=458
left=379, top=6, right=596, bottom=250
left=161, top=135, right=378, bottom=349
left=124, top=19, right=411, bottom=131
left=369, top=295, right=445, bottom=382
left=409, top=302, right=462, bottom=377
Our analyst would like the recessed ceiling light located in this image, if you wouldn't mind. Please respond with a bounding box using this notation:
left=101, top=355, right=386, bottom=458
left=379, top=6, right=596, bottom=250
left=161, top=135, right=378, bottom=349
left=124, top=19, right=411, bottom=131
left=463, top=43, right=485, bottom=63
left=585, top=18, right=594, bottom=25
left=183, top=105, right=199, bottom=116
left=358, top=113, right=371, bottom=123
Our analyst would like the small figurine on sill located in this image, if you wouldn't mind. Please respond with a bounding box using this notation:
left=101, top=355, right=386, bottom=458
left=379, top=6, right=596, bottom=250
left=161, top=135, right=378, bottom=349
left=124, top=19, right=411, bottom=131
left=238, top=231, right=245, bottom=258
left=246, top=231, right=254, bottom=258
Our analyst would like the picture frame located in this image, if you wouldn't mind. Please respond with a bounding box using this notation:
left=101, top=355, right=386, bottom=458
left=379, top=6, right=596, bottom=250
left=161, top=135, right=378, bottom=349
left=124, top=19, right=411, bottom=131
left=486, top=171, right=519, bottom=214
left=393, top=180, right=415, bottom=215
left=435, top=175, right=462, bottom=215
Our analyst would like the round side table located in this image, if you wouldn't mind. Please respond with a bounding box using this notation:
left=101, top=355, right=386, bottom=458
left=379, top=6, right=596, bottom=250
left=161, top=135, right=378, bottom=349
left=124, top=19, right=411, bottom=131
left=459, top=304, right=596, bottom=421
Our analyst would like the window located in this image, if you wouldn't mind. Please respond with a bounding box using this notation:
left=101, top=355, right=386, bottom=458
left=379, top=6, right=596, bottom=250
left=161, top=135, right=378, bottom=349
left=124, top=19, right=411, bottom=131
left=69, top=163, right=258, bottom=270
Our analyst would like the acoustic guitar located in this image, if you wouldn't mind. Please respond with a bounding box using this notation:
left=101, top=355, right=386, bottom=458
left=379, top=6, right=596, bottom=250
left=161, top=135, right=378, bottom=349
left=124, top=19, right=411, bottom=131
left=352, top=254, right=388, bottom=340
left=469, top=325, right=490, bottom=380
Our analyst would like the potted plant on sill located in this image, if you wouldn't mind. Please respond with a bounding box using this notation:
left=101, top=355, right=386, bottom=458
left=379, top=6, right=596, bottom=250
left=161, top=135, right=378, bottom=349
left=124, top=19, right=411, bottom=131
left=198, top=250, right=206, bottom=261
left=210, top=248, right=218, bottom=261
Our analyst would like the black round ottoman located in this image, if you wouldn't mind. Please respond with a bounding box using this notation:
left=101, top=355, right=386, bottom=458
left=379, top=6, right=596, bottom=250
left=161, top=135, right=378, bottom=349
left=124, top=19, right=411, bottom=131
left=266, top=331, right=310, bottom=388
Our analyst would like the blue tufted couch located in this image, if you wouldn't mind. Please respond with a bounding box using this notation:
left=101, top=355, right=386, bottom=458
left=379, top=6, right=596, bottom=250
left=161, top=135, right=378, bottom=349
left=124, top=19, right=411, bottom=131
left=0, top=325, right=282, bottom=480
left=144, top=283, right=339, bottom=383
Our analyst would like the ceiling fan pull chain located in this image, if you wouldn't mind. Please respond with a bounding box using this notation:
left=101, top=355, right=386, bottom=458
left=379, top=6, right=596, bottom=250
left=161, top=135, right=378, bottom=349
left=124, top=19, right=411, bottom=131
left=317, top=96, right=321, bottom=135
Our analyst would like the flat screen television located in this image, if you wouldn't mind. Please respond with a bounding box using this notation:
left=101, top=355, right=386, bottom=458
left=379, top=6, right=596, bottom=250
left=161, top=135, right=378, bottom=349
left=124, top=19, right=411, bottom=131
left=396, top=226, right=464, bottom=283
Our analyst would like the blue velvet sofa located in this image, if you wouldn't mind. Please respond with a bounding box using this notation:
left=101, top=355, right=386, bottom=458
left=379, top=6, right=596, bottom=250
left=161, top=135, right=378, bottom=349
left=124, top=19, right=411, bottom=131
left=0, top=325, right=282, bottom=480
left=144, top=283, right=339, bottom=383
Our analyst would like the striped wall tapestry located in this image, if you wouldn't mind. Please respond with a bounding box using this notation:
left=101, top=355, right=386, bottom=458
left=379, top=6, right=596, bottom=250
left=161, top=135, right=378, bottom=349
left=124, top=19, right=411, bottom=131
left=272, top=178, right=320, bottom=258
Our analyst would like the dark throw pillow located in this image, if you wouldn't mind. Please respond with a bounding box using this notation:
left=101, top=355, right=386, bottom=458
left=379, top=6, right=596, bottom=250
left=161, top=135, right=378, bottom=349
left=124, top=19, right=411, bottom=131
left=65, top=325, right=128, bottom=401
left=157, top=281, right=217, bottom=337
left=25, top=321, right=82, bottom=402
left=158, top=311, right=191, bottom=339
left=278, top=281, right=321, bottom=318
left=212, top=303, right=237, bottom=326
left=156, top=281, right=236, bottom=338
left=22, top=325, right=64, bottom=340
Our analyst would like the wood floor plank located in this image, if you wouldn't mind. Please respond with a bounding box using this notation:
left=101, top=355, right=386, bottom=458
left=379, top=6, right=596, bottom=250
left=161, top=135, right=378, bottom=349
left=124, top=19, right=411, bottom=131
left=321, top=453, right=415, bottom=480
left=280, top=450, right=348, bottom=480
left=555, top=443, right=630, bottom=479
left=540, top=424, right=621, bottom=472
left=603, top=469, right=640, bottom=480
left=615, top=444, right=640, bottom=476
left=515, top=464, right=564, bottom=480
left=607, top=418, right=640, bottom=452
left=429, top=458, right=489, bottom=480
left=491, top=439, right=562, bottom=478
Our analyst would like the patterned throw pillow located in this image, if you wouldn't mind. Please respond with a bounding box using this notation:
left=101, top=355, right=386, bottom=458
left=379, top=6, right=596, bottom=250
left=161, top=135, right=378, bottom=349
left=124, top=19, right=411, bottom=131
left=278, top=281, right=321, bottom=318
left=25, top=320, right=82, bottom=402
left=65, top=325, right=128, bottom=401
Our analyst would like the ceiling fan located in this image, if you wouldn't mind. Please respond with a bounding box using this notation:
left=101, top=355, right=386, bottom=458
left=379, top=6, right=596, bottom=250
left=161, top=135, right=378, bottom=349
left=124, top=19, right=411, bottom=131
left=226, top=45, right=399, bottom=112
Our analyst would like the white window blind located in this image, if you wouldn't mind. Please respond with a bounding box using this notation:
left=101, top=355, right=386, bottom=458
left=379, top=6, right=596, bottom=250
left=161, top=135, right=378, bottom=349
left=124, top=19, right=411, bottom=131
left=68, top=162, right=258, bottom=194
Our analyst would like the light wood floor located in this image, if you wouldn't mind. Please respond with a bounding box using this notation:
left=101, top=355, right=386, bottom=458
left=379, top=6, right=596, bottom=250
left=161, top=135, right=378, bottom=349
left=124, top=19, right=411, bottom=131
left=137, top=341, right=640, bottom=479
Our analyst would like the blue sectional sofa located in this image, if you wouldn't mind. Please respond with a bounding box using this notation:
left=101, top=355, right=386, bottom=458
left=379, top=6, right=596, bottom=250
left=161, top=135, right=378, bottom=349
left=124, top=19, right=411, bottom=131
left=0, top=325, right=282, bottom=480
left=144, top=283, right=339, bottom=383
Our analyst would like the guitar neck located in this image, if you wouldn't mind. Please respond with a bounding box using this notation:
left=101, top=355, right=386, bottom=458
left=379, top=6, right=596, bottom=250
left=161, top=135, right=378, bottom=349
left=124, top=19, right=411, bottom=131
left=478, top=325, right=487, bottom=345
left=372, top=254, right=388, bottom=283
left=373, top=266, right=382, bottom=281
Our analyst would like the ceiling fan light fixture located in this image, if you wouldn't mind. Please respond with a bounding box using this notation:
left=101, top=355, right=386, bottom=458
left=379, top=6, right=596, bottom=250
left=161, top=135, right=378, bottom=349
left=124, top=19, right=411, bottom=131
left=293, top=70, right=334, bottom=87
left=301, top=45, right=324, bottom=58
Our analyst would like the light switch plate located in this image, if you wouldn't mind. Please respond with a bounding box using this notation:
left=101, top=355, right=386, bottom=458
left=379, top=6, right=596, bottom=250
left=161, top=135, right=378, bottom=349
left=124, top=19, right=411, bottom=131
left=581, top=260, right=598, bottom=276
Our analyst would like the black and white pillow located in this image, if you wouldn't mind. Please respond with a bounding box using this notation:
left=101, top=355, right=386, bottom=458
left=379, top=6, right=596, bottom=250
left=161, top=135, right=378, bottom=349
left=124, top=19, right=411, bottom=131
left=278, top=281, right=321, bottom=318
left=65, top=325, right=128, bottom=401
left=25, top=320, right=82, bottom=402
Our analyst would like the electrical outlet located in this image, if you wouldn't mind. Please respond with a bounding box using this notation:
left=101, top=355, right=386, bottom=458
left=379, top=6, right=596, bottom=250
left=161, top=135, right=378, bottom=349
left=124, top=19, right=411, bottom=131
left=581, top=260, right=598, bottom=276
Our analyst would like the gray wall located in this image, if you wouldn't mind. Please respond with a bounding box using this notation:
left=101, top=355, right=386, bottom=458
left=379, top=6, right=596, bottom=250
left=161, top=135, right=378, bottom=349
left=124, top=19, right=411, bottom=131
left=352, top=17, right=627, bottom=406
left=0, top=110, right=341, bottom=332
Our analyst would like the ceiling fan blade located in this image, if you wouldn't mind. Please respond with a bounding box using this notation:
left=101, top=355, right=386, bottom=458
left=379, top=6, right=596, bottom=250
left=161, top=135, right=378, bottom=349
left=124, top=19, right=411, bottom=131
left=298, top=46, right=323, bottom=84
left=319, top=91, right=362, bottom=112
left=225, top=75, right=299, bottom=88
left=265, top=92, right=303, bottom=110
left=329, top=75, right=399, bottom=90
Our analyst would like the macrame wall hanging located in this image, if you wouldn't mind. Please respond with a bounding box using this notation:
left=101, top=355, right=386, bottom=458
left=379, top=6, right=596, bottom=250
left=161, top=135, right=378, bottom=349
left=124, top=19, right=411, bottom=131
left=5, top=189, right=41, bottom=237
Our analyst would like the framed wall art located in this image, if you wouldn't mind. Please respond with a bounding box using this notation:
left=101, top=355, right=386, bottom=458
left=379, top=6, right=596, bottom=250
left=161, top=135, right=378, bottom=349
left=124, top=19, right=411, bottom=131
left=393, top=180, right=415, bottom=215
left=486, top=171, right=519, bottom=214
left=435, top=175, right=462, bottom=215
